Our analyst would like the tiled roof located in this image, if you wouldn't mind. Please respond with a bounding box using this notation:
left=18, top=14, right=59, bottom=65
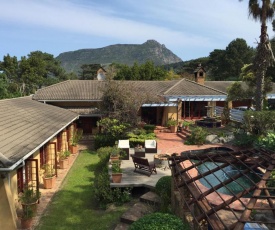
left=0, top=97, right=78, bottom=169
left=65, top=107, right=102, bottom=115
left=205, top=81, right=275, bottom=95
left=33, top=79, right=226, bottom=101
left=33, top=80, right=106, bottom=101
left=163, top=79, right=226, bottom=96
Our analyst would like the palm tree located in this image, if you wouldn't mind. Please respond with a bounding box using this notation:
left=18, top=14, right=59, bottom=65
left=240, top=0, right=275, bottom=110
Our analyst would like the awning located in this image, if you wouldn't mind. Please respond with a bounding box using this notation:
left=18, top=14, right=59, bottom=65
left=142, top=103, right=177, bottom=107
left=168, top=95, right=227, bottom=101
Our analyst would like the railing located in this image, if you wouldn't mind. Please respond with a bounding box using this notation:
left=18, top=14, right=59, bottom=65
left=230, top=109, right=244, bottom=123
left=214, top=106, right=244, bottom=123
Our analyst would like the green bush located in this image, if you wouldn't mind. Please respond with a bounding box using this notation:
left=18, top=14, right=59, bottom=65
left=256, top=132, right=275, bottom=151
left=243, top=111, right=275, bottom=135
left=127, top=132, right=156, bottom=147
left=143, top=125, right=156, bottom=133
left=96, top=146, right=113, bottom=163
left=155, top=176, right=172, bottom=213
left=94, top=134, right=117, bottom=149
left=93, top=158, right=132, bottom=208
left=129, top=212, right=189, bottom=230
left=233, top=133, right=256, bottom=148
left=185, top=127, right=207, bottom=145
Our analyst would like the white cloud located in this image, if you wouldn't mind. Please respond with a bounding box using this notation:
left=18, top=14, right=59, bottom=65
left=0, top=0, right=274, bottom=60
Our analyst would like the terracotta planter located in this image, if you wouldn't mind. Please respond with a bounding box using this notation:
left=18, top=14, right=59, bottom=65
left=21, top=218, right=33, bottom=229
left=110, top=156, right=119, bottom=162
left=170, top=125, right=177, bottom=133
left=59, top=158, right=68, bottom=169
left=21, top=201, right=38, bottom=213
left=69, top=145, right=78, bottom=154
left=112, top=173, right=122, bottom=183
left=43, top=175, right=56, bottom=189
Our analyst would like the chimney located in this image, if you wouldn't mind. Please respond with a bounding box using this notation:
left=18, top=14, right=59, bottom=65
left=194, top=63, right=206, bottom=85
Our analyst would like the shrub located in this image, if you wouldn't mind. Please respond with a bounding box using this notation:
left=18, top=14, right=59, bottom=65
left=155, top=176, right=172, bottom=213
left=233, top=132, right=256, bottom=148
left=256, top=132, right=275, bottom=151
left=143, top=124, right=156, bottom=133
left=185, top=127, right=207, bottom=145
left=243, top=111, right=275, bottom=135
left=96, top=146, right=113, bottom=163
left=129, top=212, right=189, bottom=230
left=127, top=132, right=156, bottom=147
left=93, top=158, right=132, bottom=208
left=94, top=134, right=117, bottom=149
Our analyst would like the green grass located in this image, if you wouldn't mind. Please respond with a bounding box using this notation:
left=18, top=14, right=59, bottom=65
left=36, top=150, right=128, bottom=230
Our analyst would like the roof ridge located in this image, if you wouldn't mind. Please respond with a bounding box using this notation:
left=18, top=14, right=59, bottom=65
left=163, top=79, right=184, bottom=94
left=35, top=80, right=72, bottom=92
left=184, top=78, right=227, bottom=95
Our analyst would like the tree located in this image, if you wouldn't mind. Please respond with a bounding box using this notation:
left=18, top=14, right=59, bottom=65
left=114, top=61, right=167, bottom=81
left=207, top=39, right=254, bottom=80
left=100, top=80, right=162, bottom=126
left=0, top=51, right=72, bottom=97
left=79, top=64, right=101, bottom=80
left=240, top=0, right=275, bottom=111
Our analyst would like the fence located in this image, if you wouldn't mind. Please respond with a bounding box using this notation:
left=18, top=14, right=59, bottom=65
left=214, top=106, right=244, bottom=123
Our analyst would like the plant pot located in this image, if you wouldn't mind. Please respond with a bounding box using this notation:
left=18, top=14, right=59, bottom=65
left=59, top=158, right=68, bottom=169
left=21, top=218, right=33, bottom=229
left=112, top=173, right=122, bottom=183
left=110, top=156, right=119, bottom=162
left=69, top=145, right=78, bottom=154
left=21, top=201, right=38, bottom=214
left=170, top=125, right=177, bottom=133
left=43, top=175, right=56, bottom=189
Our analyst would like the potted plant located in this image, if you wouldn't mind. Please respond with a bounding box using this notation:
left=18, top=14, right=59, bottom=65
left=167, top=118, right=178, bottom=133
left=69, top=129, right=83, bottom=154
left=21, top=205, right=34, bottom=229
left=182, top=120, right=190, bottom=130
left=59, top=150, right=70, bottom=169
left=19, top=186, right=40, bottom=213
left=42, top=164, right=56, bottom=189
left=111, top=160, right=122, bottom=183
left=110, top=147, right=120, bottom=162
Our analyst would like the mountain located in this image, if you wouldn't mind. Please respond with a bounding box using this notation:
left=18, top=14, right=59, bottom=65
left=56, top=40, right=182, bottom=73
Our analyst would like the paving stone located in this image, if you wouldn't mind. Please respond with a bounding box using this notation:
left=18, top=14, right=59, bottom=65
left=139, top=191, right=160, bottom=206
left=120, top=202, right=155, bottom=224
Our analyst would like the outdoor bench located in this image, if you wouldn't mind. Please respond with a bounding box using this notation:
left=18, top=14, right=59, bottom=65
left=131, top=155, right=157, bottom=176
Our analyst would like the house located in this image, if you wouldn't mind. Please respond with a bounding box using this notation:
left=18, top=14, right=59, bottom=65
left=33, top=78, right=228, bottom=130
left=32, top=64, right=275, bottom=131
left=0, top=96, right=78, bottom=229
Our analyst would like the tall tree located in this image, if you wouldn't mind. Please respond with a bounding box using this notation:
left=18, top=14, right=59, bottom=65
left=79, top=64, right=101, bottom=80
left=207, top=39, right=254, bottom=80
left=240, top=0, right=275, bottom=110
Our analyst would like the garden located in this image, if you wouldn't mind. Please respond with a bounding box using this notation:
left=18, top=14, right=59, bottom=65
left=35, top=110, right=275, bottom=229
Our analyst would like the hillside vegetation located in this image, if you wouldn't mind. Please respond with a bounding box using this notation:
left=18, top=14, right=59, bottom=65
left=56, top=40, right=182, bottom=73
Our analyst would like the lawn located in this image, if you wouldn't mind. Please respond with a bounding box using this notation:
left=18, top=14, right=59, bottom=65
left=35, top=150, right=129, bottom=230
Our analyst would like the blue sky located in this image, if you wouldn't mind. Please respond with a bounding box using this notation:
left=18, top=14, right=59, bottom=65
left=0, top=0, right=274, bottom=61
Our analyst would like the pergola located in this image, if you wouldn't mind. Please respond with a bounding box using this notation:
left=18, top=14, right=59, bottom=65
left=169, top=148, right=275, bottom=230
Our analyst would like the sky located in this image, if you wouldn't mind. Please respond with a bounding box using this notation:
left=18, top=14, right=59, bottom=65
left=1, top=0, right=274, bottom=61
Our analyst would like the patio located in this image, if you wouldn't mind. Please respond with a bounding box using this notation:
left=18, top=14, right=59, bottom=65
left=111, top=129, right=232, bottom=189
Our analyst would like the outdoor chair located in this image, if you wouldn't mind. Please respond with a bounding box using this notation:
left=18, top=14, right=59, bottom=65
left=145, top=140, right=157, bottom=153
left=118, top=140, right=130, bottom=160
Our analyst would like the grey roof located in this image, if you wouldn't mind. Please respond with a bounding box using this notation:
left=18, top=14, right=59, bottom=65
left=163, top=79, right=226, bottom=96
left=204, top=81, right=234, bottom=94
left=205, top=81, right=275, bottom=95
left=33, top=79, right=226, bottom=101
left=33, top=80, right=106, bottom=101
left=65, top=107, right=102, bottom=116
left=0, top=97, right=78, bottom=169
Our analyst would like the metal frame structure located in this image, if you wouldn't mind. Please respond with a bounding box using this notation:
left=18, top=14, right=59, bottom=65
left=169, top=148, right=275, bottom=230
